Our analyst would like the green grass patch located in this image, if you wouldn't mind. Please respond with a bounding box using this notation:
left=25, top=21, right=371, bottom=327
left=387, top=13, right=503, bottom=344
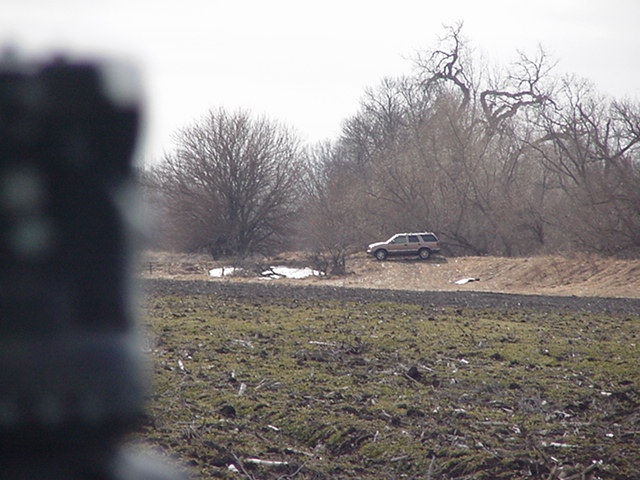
left=134, top=294, right=640, bottom=479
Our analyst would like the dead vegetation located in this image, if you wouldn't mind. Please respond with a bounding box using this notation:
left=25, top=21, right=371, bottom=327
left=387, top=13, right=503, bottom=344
left=135, top=274, right=640, bottom=479
left=138, top=250, right=640, bottom=299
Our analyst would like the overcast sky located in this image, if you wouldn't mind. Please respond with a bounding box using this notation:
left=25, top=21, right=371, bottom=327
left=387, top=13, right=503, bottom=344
left=3, top=0, right=639, bottom=165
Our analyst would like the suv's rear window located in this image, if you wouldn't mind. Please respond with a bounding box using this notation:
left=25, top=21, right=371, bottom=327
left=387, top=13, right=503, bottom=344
left=421, top=234, right=437, bottom=242
left=408, top=235, right=420, bottom=243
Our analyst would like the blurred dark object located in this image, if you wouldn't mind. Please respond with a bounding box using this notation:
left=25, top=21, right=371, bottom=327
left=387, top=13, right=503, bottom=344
left=0, top=55, right=183, bottom=479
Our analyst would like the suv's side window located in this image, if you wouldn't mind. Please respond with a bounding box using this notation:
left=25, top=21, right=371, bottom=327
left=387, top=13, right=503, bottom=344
left=408, top=235, right=420, bottom=243
left=421, top=234, right=437, bottom=242
left=392, top=235, right=407, bottom=244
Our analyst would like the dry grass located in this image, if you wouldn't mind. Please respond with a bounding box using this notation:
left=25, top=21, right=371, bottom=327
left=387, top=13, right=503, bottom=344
left=138, top=251, right=640, bottom=299
left=136, top=290, right=640, bottom=479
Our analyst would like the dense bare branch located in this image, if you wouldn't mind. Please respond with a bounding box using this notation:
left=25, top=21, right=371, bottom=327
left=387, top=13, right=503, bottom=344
left=416, top=23, right=472, bottom=112
left=480, top=48, right=555, bottom=129
left=148, top=108, right=304, bottom=257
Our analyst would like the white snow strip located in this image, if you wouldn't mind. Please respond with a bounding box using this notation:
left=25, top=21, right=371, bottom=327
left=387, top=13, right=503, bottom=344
left=209, top=266, right=240, bottom=277
left=262, top=266, right=324, bottom=279
left=210, top=265, right=323, bottom=279
left=454, top=277, right=480, bottom=285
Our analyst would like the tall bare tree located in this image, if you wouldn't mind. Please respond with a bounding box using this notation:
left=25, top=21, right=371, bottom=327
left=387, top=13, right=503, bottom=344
left=410, top=25, right=556, bottom=254
left=533, top=81, right=640, bottom=253
left=329, top=24, right=638, bottom=258
left=148, top=108, right=304, bottom=257
left=297, top=144, right=357, bottom=274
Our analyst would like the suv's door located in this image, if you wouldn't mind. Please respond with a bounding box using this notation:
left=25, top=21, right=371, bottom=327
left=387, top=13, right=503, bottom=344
left=387, top=235, right=408, bottom=254
left=407, top=235, right=421, bottom=254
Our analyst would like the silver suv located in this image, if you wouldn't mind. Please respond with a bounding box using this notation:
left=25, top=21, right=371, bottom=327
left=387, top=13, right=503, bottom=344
left=366, top=232, right=441, bottom=261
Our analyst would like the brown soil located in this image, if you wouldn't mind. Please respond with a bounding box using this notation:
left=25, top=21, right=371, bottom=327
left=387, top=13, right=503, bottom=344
left=139, top=251, right=640, bottom=299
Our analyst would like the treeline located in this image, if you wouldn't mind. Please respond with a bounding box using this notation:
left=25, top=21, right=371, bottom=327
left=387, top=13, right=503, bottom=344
left=143, top=25, right=640, bottom=271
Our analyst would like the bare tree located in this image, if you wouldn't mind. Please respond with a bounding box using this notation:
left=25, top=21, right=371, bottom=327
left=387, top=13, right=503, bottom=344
left=480, top=48, right=556, bottom=130
left=306, top=25, right=639, bottom=260
left=297, top=142, right=368, bottom=274
left=409, top=26, right=556, bottom=255
left=148, top=108, right=304, bottom=258
left=533, top=81, right=640, bottom=253
left=340, top=77, right=420, bottom=167
left=333, top=24, right=639, bottom=258
left=416, top=22, right=474, bottom=113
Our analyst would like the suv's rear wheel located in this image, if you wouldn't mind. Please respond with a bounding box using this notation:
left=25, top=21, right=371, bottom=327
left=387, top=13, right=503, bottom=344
left=374, top=249, right=388, bottom=261
left=418, top=248, right=431, bottom=260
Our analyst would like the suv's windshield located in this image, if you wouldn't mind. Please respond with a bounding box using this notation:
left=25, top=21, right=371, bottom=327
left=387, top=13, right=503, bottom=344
left=389, top=235, right=405, bottom=243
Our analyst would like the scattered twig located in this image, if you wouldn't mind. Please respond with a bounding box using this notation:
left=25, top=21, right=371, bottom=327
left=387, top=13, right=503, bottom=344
left=426, top=454, right=436, bottom=480
left=455, top=323, right=476, bottom=345
left=403, top=371, right=422, bottom=385
left=545, top=465, right=558, bottom=480
left=389, top=454, right=410, bottom=463
left=308, top=340, right=338, bottom=347
left=563, top=463, right=599, bottom=480
left=277, top=462, right=306, bottom=480
left=245, top=457, right=289, bottom=467
left=284, top=447, right=315, bottom=457
left=230, top=453, right=255, bottom=480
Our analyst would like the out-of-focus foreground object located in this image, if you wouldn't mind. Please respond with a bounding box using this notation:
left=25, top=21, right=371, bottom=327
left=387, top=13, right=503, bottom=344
left=0, top=53, right=184, bottom=479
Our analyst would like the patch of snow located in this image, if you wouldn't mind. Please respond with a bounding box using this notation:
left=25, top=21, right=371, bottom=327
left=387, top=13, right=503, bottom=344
left=261, top=266, right=324, bottom=279
left=209, top=266, right=241, bottom=277
left=210, top=265, right=324, bottom=279
left=454, top=277, right=480, bottom=285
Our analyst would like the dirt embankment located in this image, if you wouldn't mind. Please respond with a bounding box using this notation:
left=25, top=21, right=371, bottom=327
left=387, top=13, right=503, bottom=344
left=139, top=251, right=640, bottom=300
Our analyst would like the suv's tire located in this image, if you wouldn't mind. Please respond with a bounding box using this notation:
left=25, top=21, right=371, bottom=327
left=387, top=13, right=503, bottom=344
left=418, top=248, right=431, bottom=260
left=374, top=249, right=388, bottom=261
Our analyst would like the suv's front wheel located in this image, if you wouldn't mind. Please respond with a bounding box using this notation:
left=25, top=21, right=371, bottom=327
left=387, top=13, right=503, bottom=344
left=418, top=248, right=431, bottom=260
left=374, top=249, right=388, bottom=261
